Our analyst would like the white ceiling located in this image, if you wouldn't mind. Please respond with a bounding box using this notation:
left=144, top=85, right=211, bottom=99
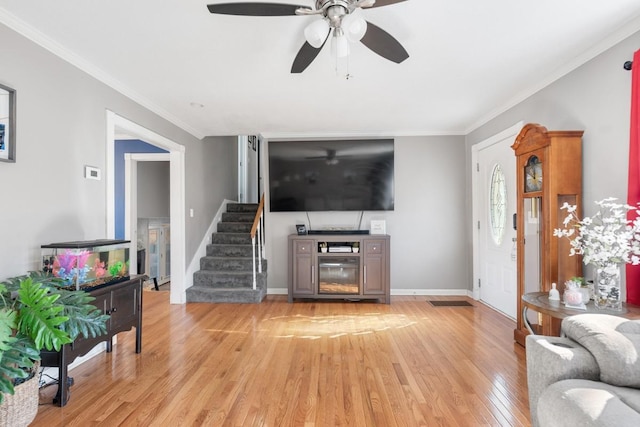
left=1, top=0, right=640, bottom=139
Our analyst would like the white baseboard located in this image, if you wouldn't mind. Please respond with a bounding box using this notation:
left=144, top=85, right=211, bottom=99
left=391, top=289, right=474, bottom=297
left=267, top=288, right=474, bottom=297
left=267, top=288, right=288, bottom=295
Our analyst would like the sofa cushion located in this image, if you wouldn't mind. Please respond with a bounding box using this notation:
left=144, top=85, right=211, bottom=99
left=538, top=379, right=640, bottom=427
left=562, top=314, right=640, bottom=387
left=538, top=380, right=640, bottom=427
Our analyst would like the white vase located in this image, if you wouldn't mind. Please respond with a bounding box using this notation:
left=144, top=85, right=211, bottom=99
left=595, top=263, right=622, bottom=311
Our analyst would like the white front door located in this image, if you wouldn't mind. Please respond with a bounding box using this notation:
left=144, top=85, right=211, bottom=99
left=474, top=127, right=519, bottom=319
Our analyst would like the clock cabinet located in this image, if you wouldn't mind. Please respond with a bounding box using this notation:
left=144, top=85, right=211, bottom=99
left=512, top=124, right=583, bottom=346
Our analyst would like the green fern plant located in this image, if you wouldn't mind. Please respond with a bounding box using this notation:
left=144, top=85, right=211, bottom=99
left=0, top=271, right=109, bottom=403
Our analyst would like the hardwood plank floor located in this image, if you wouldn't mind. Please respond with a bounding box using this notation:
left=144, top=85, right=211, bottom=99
left=32, top=293, right=530, bottom=426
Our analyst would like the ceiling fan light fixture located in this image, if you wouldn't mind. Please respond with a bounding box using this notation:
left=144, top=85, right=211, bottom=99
left=304, top=18, right=330, bottom=48
left=342, top=9, right=367, bottom=42
left=332, top=28, right=350, bottom=58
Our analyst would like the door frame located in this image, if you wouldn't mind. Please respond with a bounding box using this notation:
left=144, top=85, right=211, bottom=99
left=238, top=136, right=248, bottom=203
left=125, top=152, right=171, bottom=284
left=471, top=121, right=523, bottom=301
left=106, top=111, right=186, bottom=304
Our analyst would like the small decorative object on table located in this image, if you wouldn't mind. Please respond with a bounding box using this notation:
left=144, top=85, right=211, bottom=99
left=563, top=280, right=586, bottom=309
left=554, top=198, right=640, bottom=311
left=352, top=242, right=359, bottom=253
left=319, top=242, right=328, bottom=253
left=548, top=282, right=560, bottom=301
left=565, top=276, right=590, bottom=304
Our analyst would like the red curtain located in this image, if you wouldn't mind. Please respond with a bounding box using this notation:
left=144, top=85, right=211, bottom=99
left=627, top=49, right=640, bottom=306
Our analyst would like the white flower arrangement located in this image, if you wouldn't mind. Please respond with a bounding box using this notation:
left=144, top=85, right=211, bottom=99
left=553, top=198, right=640, bottom=269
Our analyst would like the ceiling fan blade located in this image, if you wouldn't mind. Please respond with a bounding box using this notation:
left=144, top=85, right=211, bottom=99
left=207, top=2, right=310, bottom=16
left=367, top=0, right=408, bottom=8
left=360, top=21, right=409, bottom=64
left=291, top=36, right=329, bottom=73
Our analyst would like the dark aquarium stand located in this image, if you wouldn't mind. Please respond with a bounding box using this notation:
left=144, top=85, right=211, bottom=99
left=39, top=239, right=143, bottom=406
left=39, top=275, right=144, bottom=406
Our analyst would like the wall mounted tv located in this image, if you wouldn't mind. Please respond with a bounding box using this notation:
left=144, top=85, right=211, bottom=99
left=268, top=139, right=394, bottom=212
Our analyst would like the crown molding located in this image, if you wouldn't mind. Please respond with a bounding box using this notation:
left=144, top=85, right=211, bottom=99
left=0, top=8, right=205, bottom=140
left=466, top=13, right=640, bottom=135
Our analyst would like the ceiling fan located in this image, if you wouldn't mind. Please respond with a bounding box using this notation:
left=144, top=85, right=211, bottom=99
left=306, top=148, right=341, bottom=164
left=207, top=0, right=410, bottom=73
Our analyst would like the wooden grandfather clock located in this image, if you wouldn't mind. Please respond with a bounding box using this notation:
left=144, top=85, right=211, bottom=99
left=512, top=123, right=583, bottom=346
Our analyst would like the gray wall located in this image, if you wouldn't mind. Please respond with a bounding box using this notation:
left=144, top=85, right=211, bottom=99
left=264, top=135, right=469, bottom=293
left=466, top=29, right=640, bottom=286
left=0, top=23, right=236, bottom=279
left=137, top=161, right=170, bottom=218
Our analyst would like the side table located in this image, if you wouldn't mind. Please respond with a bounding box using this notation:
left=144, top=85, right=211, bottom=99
left=522, top=292, right=640, bottom=337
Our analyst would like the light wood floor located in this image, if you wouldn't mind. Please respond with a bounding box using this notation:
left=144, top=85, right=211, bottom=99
left=33, top=292, right=530, bottom=426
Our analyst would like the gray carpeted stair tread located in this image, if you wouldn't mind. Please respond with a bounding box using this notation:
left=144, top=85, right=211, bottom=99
left=221, top=212, right=256, bottom=223
left=199, top=256, right=268, bottom=272
left=207, top=244, right=255, bottom=257
left=186, top=285, right=267, bottom=304
left=193, top=271, right=266, bottom=288
left=212, top=233, right=253, bottom=245
left=226, top=203, right=259, bottom=213
left=217, top=222, right=253, bottom=232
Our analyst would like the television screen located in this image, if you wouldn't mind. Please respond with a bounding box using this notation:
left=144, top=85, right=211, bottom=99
left=268, top=139, right=394, bottom=212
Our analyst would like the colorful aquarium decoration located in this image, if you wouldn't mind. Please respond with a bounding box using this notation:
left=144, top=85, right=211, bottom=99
left=41, top=239, right=131, bottom=291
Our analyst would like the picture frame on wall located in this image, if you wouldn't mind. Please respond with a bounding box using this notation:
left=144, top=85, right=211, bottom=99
left=248, top=135, right=257, bottom=151
left=0, top=83, right=16, bottom=163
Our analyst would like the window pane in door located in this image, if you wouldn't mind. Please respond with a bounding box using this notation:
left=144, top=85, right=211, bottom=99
left=489, top=164, right=507, bottom=245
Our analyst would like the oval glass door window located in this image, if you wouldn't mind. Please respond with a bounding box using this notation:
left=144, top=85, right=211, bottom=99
left=489, top=164, right=507, bottom=245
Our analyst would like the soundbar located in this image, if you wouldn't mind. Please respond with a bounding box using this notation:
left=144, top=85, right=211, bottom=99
left=308, top=229, right=370, bottom=235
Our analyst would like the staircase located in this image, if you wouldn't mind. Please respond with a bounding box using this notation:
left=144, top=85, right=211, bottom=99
left=186, top=202, right=267, bottom=303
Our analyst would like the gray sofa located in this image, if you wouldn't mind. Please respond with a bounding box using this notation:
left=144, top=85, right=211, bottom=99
left=526, top=314, right=640, bottom=427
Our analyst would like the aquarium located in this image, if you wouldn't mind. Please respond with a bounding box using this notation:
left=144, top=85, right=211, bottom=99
left=41, top=239, right=131, bottom=291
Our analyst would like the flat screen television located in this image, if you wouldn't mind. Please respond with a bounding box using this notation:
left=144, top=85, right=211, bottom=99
left=268, top=139, right=394, bottom=212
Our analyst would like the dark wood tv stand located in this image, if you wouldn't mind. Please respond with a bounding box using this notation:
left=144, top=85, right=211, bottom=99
left=288, top=234, right=390, bottom=303
left=39, top=275, right=144, bottom=406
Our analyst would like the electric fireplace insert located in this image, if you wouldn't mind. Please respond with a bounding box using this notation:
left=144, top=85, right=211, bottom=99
left=318, top=256, right=360, bottom=294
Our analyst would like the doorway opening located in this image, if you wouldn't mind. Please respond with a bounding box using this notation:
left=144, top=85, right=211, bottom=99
left=237, top=135, right=260, bottom=203
left=106, top=111, right=186, bottom=304
left=125, top=152, right=171, bottom=291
